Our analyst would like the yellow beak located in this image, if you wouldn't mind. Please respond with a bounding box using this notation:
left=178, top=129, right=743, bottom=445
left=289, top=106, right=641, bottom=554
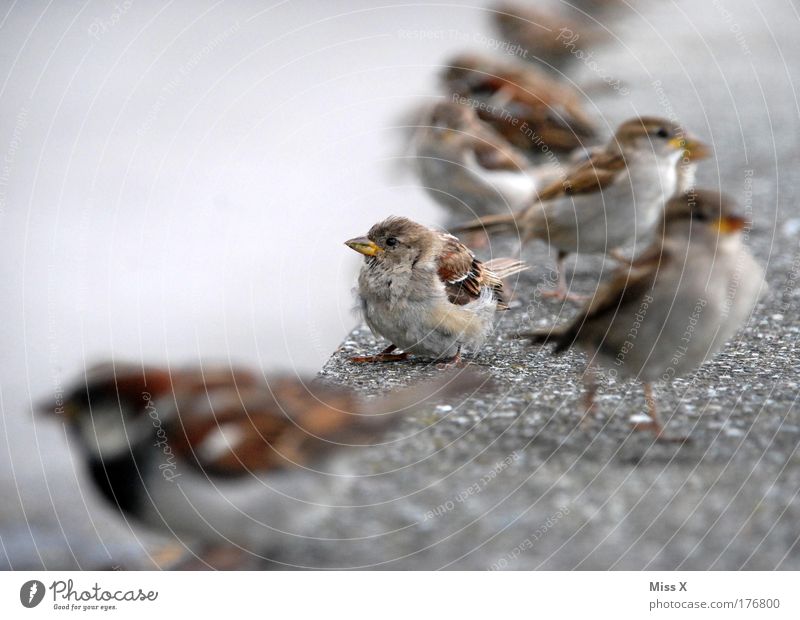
left=345, top=236, right=383, bottom=256
left=715, top=215, right=747, bottom=235
left=440, top=127, right=460, bottom=142
left=669, top=135, right=712, bottom=160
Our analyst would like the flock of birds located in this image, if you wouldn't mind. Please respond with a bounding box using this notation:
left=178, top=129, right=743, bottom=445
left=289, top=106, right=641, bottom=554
left=43, top=1, right=767, bottom=568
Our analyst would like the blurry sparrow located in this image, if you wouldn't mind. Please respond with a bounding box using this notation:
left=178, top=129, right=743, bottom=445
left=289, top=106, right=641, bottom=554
left=492, top=1, right=609, bottom=70
left=48, top=362, right=485, bottom=565
left=441, top=52, right=596, bottom=156
left=525, top=190, right=766, bottom=441
left=346, top=217, right=527, bottom=363
left=413, top=100, right=560, bottom=217
left=456, top=116, right=711, bottom=301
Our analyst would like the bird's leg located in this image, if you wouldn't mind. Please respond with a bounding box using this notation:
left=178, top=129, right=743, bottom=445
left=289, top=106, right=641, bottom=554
left=541, top=250, right=588, bottom=303
left=580, top=363, right=600, bottom=429
left=350, top=344, right=409, bottom=363
left=436, top=345, right=465, bottom=370
left=631, top=383, right=690, bottom=443
left=609, top=248, right=634, bottom=265
left=168, top=545, right=254, bottom=570
left=149, top=542, right=193, bottom=570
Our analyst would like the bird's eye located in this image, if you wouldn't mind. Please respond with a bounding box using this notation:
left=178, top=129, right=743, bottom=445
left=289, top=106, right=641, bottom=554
left=385, top=237, right=398, bottom=247
left=656, top=127, right=670, bottom=139
left=693, top=211, right=708, bottom=221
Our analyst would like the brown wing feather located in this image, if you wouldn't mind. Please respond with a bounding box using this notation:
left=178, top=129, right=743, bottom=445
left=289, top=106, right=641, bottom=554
left=473, top=137, right=528, bottom=172
left=170, top=377, right=372, bottom=477
left=536, top=150, right=627, bottom=202
left=442, top=55, right=596, bottom=153
left=56, top=364, right=394, bottom=478
left=436, top=234, right=508, bottom=307
left=551, top=246, right=668, bottom=353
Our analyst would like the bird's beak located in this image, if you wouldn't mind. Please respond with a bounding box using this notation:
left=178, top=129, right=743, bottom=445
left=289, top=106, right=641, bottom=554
left=669, top=135, right=712, bottom=160
left=345, top=236, right=383, bottom=256
left=715, top=214, right=747, bottom=235
left=441, top=127, right=461, bottom=142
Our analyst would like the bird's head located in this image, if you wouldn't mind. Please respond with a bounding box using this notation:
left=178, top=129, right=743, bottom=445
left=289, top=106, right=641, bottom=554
left=662, top=189, right=747, bottom=242
left=42, top=363, right=175, bottom=462
left=614, top=116, right=711, bottom=163
left=345, top=216, right=434, bottom=269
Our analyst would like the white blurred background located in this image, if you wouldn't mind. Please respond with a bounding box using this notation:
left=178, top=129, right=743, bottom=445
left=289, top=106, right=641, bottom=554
left=0, top=0, right=492, bottom=391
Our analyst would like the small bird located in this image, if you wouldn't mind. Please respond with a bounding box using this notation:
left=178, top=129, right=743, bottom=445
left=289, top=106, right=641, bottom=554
left=525, top=190, right=766, bottom=441
left=413, top=100, right=544, bottom=218
left=491, top=1, right=610, bottom=70
left=441, top=52, right=596, bottom=156
left=46, top=362, right=487, bottom=566
left=455, top=116, right=712, bottom=301
left=346, top=217, right=527, bottom=363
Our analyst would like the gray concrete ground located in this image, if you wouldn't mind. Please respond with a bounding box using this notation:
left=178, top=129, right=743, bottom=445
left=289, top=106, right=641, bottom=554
left=305, top=0, right=800, bottom=569
left=2, top=0, right=800, bottom=569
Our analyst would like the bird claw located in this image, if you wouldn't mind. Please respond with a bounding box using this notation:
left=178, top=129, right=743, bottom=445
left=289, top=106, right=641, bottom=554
left=609, top=249, right=634, bottom=265
left=350, top=353, right=409, bottom=363
left=435, top=350, right=466, bottom=370
left=631, top=421, right=691, bottom=444
left=436, top=359, right=467, bottom=370
left=579, top=404, right=599, bottom=429
left=541, top=288, right=589, bottom=304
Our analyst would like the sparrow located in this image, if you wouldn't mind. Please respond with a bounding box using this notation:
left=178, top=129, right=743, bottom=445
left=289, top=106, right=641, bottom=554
left=525, top=189, right=766, bottom=441
left=46, top=362, right=487, bottom=566
left=441, top=52, right=597, bottom=156
left=491, top=1, right=610, bottom=70
left=455, top=116, right=712, bottom=301
left=413, top=100, right=560, bottom=218
left=345, top=216, right=527, bottom=363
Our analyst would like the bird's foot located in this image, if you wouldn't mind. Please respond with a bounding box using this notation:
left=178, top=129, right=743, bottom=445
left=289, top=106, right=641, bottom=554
left=170, top=546, right=255, bottom=571
left=609, top=249, right=634, bottom=265
left=435, top=350, right=466, bottom=370
left=541, top=287, right=589, bottom=304
left=149, top=542, right=191, bottom=570
left=631, top=420, right=691, bottom=444
left=579, top=403, right=599, bottom=430
left=350, top=352, right=410, bottom=363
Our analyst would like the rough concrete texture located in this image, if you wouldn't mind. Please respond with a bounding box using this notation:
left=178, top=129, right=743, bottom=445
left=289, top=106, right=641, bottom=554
left=2, top=0, right=800, bottom=570
left=305, top=1, right=800, bottom=569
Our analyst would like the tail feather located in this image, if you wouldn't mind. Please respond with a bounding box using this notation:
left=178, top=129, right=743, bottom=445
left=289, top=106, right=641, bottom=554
left=483, top=257, right=528, bottom=310
left=484, top=257, right=528, bottom=280
left=451, top=211, right=521, bottom=235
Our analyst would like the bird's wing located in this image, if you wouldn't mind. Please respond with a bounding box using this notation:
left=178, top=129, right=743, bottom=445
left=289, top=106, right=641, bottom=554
left=435, top=233, right=505, bottom=306
left=59, top=364, right=380, bottom=477
left=550, top=244, right=669, bottom=353
left=470, top=128, right=531, bottom=172
left=168, top=375, right=378, bottom=477
left=450, top=151, right=627, bottom=240
left=535, top=150, right=628, bottom=202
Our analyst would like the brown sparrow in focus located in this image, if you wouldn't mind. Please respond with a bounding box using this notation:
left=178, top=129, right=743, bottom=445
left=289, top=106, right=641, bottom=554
left=441, top=52, right=597, bottom=156
left=413, top=101, right=561, bottom=218
left=346, top=217, right=527, bottom=363
left=455, top=117, right=712, bottom=301
left=525, top=190, right=766, bottom=441
left=46, top=363, right=486, bottom=566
